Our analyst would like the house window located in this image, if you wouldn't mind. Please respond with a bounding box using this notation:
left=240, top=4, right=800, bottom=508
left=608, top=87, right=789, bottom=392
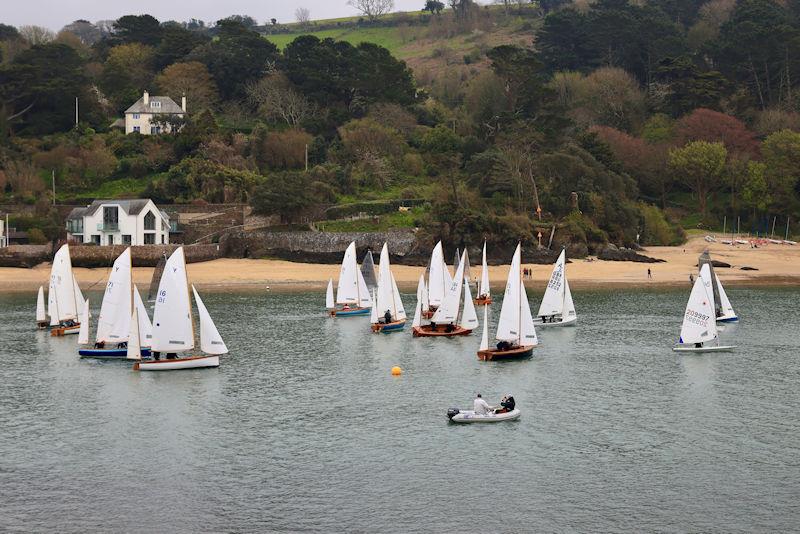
left=133, top=126, right=140, bottom=133
left=150, top=126, right=161, bottom=135
left=144, top=233, right=155, bottom=245
left=72, top=235, right=83, bottom=244
left=151, top=101, right=161, bottom=109
left=144, top=211, right=155, bottom=230
left=92, top=235, right=100, bottom=245
left=107, top=235, right=114, bottom=245
left=133, top=113, right=140, bottom=119
left=67, top=218, right=83, bottom=234
left=161, top=234, right=165, bottom=244
left=122, top=235, right=132, bottom=245
left=103, top=206, right=119, bottom=231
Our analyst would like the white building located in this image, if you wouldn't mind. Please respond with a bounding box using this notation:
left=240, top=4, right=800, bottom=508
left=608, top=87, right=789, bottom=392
left=120, top=90, right=186, bottom=135
left=67, top=199, right=170, bottom=246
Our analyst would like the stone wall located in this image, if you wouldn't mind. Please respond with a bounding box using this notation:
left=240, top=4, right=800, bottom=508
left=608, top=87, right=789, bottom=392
left=163, top=204, right=246, bottom=244
left=220, top=229, right=426, bottom=264
left=0, top=244, right=53, bottom=267
left=69, top=244, right=220, bottom=267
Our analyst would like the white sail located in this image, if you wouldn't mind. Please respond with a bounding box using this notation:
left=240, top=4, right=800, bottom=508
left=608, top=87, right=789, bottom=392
left=431, top=250, right=465, bottom=324
left=390, top=273, right=406, bottom=321
left=537, top=249, right=566, bottom=317
left=95, top=248, right=132, bottom=343
left=462, top=249, right=472, bottom=284
left=151, top=247, right=194, bottom=353
left=679, top=264, right=717, bottom=345
left=77, top=298, right=90, bottom=344
left=376, top=243, right=395, bottom=318
left=36, top=286, right=46, bottom=322
left=369, top=289, right=379, bottom=323
left=73, top=276, right=85, bottom=317
left=133, top=285, right=153, bottom=345
left=412, top=299, right=422, bottom=328
left=427, top=241, right=451, bottom=307
left=336, top=242, right=366, bottom=305
left=480, top=305, right=489, bottom=351
left=356, top=268, right=372, bottom=308
left=127, top=307, right=142, bottom=361
left=460, top=280, right=479, bottom=330
left=715, top=276, right=736, bottom=318
left=192, top=285, right=228, bottom=355
left=47, top=277, right=58, bottom=326
left=421, top=280, right=429, bottom=312
left=479, top=242, right=490, bottom=299
left=50, top=245, right=78, bottom=321
left=495, top=243, right=537, bottom=346
left=416, top=275, right=426, bottom=312
left=563, top=277, right=576, bottom=319
left=325, top=279, right=334, bottom=309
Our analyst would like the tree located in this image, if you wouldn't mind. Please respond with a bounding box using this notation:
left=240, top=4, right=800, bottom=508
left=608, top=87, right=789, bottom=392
left=100, top=43, right=156, bottom=109
left=572, top=67, right=647, bottom=133
left=251, top=172, right=313, bottom=223
left=0, top=24, right=19, bottom=41
left=422, top=1, right=445, bottom=14
left=295, top=7, right=311, bottom=24
left=668, top=140, right=727, bottom=217
left=262, top=129, right=313, bottom=169
left=486, top=45, right=548, bottom=120
left=18, top=26, right=54, bottom=45
left=111, top=15, right=163, bottom=47
left=154, top=25, right=209, bottom=69
left=246, top=72, right=315, bottom=126
left=221, top=15, right=257, bottom=28
left=348, top=0, right=395, bottom=21
left=187, top=20, right=279, bottom=100
left=761, top=129, right=800, bottom=209
left=652, top=56, right=727, bottom=116
left=674, top=108, right=758, bottom=158
left=155, top=61, right=219, bottom=112
left=60, top=20, right=101, bottom=44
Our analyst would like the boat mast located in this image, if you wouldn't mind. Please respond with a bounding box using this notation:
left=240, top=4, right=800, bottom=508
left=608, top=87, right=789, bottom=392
left=182, top=249, right=196, bottom=352
left=518, top=251, right=522, bottom=346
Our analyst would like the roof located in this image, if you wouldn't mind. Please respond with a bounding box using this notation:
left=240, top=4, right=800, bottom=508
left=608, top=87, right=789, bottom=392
left=67, top=200, right=169, bottom=222
left=109, top=118, right=125, bottom=128
left=125, top=96, right=184, bottom=115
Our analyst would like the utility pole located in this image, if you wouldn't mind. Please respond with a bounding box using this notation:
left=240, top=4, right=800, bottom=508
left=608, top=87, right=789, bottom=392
left=787, top=217, right=791, bottom=240
left=304, top=144, right=308, bottom=172
left=771, top=216, right=777, bottom=238
left=723, top=215, right=726, bottom=235
left=52, top=170, right=56, bottom=205
left=75, top=97, right=78, bottom=126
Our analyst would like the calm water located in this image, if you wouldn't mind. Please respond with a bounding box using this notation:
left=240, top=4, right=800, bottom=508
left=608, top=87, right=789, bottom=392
left=1, top=286, right=799, bottom=532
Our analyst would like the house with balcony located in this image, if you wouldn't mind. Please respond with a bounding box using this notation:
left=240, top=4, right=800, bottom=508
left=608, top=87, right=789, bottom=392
left=66, top=199, right=170, bottom=246
left=112, top=90, right=186, bottom=135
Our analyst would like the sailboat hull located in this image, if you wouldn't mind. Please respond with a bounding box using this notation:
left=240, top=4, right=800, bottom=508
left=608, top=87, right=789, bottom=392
left=477, top=345, right=534, bottom=361
left=533, top=315, right=577, bottom=327
left=473, top=297, right=492, bottom=305
left=51, top=324, right=81, bottom=336
left=134, top=355, right=220, bottom=371
left=372, top=320, right=406, bottom=333
left=36, top=321, right=49, bottom=329
left=413, top=325, right=472, bottom=337
left=79, top=347, right=152, bottom=358
left=672, top=344, right=736, bottom=353
left=716, top=314, right=738, bottom=323
left=330, top=307, right=371, bottom=317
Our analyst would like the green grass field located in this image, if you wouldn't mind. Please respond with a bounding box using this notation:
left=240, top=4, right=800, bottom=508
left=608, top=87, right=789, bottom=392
left=266, top=26, right=409, bottom=55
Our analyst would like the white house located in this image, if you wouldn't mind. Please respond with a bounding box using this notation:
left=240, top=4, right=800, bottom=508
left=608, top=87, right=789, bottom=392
left=67, top=199, right=170, bottom=246
left=121, top=90, right=186, bottom=135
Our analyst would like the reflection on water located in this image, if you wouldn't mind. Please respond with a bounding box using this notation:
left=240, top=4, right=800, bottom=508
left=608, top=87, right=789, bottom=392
left=0, top=287, right=799, bottom=532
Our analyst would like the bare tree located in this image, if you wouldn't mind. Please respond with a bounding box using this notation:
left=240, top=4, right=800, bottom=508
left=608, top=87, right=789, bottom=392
left=18, top=25, right=55, bottom=45
left=347, top=0, right=395, bottom=20
left=246, top=72, right=316, bottom=127
left=295, top=7, right=311, bottom=25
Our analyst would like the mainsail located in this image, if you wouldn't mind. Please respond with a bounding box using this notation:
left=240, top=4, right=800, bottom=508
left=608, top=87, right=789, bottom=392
left=495, top=244, right=538, bottom=346
left=679, top=264, right=717, bottom=344
left=151, top=247, right=195, bottom=353
left=360, top=250, right=378, bottom=292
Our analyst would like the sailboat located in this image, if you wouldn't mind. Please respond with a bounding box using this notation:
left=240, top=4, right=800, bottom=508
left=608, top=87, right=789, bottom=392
left=371, top=243, right=407, bottom=333
left=477, top=243, right=538, bottom=361
left=415, top=274, right=429, bottom=317
left=49, top=244, right=83, bottom=336
left=474, top=242, right=492, bottom=305
left=35, top=286, right=47, bottom=328
left=534, top=249, right=577, bottom=327
left=673, top=264, right=736, bottom=353
left=78, top=248, right=153, bottom=359
left=698, top=251, right=738, bottom=322
left=329, top=241, right=372, bottom=316
left=424, top=241, right=452, bottom=318
left=134, top=247, right=227, bottom=371
left=413, top=250, right=477, bottom=337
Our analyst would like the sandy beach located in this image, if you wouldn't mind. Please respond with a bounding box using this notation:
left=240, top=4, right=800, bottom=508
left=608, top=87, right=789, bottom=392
left=1, top=236, right=798, bottom=293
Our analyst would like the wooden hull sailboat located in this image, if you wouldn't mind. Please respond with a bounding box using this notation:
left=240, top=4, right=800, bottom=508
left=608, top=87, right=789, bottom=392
left=51, top=325, right=81, bottom=336
left=412, top=249, right=476, bottom=338
left=474, top=241, right=492, bottom=306
left=477, top=244, right=538, bottom=361
left=47, top=245, right=84, bottom=336
left=473, top=297, right=492, bottom=306
left=413, top=324, right=471, bottom=337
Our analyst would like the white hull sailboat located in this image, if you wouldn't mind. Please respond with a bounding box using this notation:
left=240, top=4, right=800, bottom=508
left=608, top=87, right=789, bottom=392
left=48, top=244, right=83, bottom=336
left=477, top=244, right=538, bottom=361
left=534, top=249, right=577, bottom=327
left=133, top=247, right=228, bottom=371
left=371, top=243, right=407, bottom=333
left=673, top=264, right=735, bottom=353
left=329, top=241, right=372, bottom=316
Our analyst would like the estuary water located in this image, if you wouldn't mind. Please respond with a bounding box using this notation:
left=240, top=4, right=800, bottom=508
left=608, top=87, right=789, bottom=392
left=1, top=287, right=799, bottom=533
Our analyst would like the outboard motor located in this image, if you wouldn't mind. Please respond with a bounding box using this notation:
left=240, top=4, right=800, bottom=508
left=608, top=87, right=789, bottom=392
left=447, top=408, right=460, bottom=420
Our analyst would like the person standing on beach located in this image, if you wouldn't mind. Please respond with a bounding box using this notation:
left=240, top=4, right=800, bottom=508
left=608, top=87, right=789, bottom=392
left=647, top=268, right=652, bottom=279
left=689, top=273, right=694, bottom=284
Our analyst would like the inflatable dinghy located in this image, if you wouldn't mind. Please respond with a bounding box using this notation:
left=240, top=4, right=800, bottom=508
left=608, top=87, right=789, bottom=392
left=447, top=408, right=521, bottom=423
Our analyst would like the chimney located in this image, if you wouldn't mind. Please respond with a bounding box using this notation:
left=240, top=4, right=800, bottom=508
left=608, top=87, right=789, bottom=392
left=143, top=90, right=149, bottom=105
left=181, top=93, right=187, bottom=113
